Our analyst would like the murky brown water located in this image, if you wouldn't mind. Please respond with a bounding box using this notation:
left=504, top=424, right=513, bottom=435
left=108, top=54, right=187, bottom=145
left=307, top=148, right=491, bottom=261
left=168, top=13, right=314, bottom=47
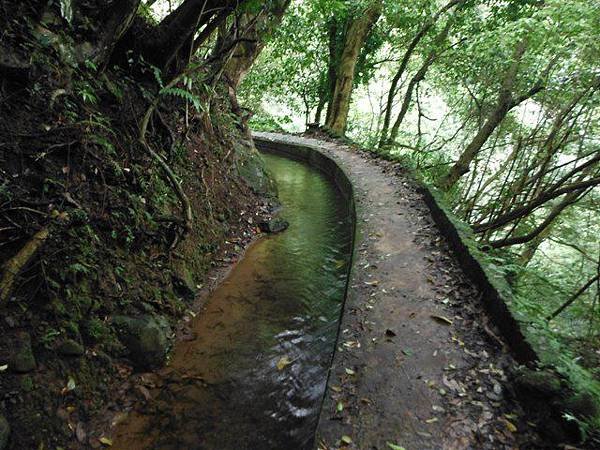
left=112, top=153, right=353, bottom=449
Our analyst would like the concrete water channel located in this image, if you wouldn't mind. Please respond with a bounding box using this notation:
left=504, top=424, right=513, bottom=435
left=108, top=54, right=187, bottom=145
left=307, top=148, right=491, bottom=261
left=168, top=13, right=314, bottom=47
left=112, top=149, right=354, bottom=449
left=112, top=133, right=540, bottom=449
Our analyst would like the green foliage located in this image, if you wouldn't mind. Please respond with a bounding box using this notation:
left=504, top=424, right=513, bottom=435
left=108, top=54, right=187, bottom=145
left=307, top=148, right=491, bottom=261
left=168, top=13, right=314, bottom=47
left=241, top=0, right=600, bottom=436
left=160, top=87, right=203, bottom=112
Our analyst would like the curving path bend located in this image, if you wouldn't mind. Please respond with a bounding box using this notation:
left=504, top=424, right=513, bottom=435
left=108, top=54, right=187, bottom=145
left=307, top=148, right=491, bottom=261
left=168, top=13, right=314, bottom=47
left=253, top=132, right=541, bottom=450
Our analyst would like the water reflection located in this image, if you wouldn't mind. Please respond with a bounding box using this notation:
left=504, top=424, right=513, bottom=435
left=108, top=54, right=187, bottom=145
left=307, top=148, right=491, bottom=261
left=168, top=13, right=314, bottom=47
left=113, top=153, right=353, bottom=450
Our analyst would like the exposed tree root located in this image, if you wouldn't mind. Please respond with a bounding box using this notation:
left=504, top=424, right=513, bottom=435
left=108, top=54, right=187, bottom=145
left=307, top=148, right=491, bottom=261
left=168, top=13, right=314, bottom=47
left=140, top=95, right=193, bottom=238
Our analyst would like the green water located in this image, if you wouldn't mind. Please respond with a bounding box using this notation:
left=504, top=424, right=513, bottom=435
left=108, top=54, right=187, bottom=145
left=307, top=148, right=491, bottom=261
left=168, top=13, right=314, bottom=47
left=114, top=152, right=353, bottom=449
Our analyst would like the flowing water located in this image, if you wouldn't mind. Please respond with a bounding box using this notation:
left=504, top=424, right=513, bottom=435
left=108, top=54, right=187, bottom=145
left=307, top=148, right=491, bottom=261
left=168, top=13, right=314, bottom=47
left=112, top=153, right=354, bottom=449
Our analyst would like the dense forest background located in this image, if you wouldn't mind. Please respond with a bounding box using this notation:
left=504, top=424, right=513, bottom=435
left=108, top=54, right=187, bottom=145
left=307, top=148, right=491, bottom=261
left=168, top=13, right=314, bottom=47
left=242, top=0, right=600, bottom=433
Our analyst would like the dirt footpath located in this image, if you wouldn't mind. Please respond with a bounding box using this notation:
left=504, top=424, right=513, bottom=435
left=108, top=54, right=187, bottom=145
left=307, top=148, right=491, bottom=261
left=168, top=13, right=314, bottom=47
left=254, top=132, right=544, bottom=450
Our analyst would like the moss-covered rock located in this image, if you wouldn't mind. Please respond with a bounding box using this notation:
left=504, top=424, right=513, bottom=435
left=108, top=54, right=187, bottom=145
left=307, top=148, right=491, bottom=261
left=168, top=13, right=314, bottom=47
left=514, top=367, right=563, bottom=397
left=172, top=264, right=197, bottom=301
left=235, top=140, right=277, bottom=196
left=259, top=217, right=289, bottom=233
left=113, top=315, right=170, bottom=370
left=57, top=339, right=85, bottom=357
left=20, top=375, right=34, bottom=392
left=10, top=333, right=35, bottom=373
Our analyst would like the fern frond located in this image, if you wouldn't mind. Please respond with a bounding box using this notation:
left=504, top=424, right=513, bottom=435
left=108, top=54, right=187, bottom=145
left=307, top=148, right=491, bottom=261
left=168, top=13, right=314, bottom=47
left=160, top=87, right=203, bottom=112
left=152, top=65, right=164, bottom=89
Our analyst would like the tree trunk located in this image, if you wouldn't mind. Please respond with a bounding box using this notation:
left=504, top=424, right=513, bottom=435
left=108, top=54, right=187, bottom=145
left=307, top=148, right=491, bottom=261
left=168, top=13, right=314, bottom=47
left=141, top=0, right=250, bottom=70
left=439, top=39, right=531, bottom=190
left=324, top=18, right=340, bottom=125
left=223, top=0, right=291, bottom=88
left=94, top=0, right=142, bottom=65
left=314, top=94, right=326, bottom=124
left=325, top=0, right=382, bottom=135
left=383, top=21, right=452, bottom=150
left=379, top=0, right=465, bottom=149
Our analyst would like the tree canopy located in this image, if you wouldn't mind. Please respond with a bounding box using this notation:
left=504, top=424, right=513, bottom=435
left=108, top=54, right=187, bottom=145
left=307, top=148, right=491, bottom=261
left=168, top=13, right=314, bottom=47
left=241, top=0, right=600, bottom=429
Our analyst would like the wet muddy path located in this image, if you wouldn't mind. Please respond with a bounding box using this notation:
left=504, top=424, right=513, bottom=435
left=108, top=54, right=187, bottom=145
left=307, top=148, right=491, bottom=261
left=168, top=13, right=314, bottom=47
left=112, top=153, right=353, bottom=449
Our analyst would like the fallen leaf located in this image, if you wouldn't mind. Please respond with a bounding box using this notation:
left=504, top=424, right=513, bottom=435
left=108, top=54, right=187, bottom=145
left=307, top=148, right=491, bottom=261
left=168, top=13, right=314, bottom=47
left=341, top=435, right=352, bottom=444
left=276, top=357, right=292, bottom=371
left=336, top=401, right=344, bottom=412
left=430, top=315, right=453, bottom=325
left=331, top=385, right=342, bottom=393
left=343, top=340, right=360, bottom=349
left=75, top=422, right=86, bottom=443
left=425, top=417, right=438, bottom=424
left=66, top=376, right=76, bottom=391
left=505, top=420, right=517, bottom=433
left=386, top=443, right=406, bottom=450
left=99, top=436, right=113, bottom=446
left=137, top=385, right=152, bottom=401
left=345, top=368, right=355, bottom=375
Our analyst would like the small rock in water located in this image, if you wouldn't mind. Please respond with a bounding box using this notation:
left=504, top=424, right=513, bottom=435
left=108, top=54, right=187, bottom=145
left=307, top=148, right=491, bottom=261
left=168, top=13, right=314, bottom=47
left=259, top=217, right=289, bottom=233
left=113, top=315, right=171, bottom=370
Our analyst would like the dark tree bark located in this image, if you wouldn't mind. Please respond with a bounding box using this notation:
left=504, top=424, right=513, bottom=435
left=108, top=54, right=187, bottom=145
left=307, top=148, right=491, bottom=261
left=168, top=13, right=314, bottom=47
left=439, top=40, right=550, bottom=190
left=94, top=0, right=143, bottom=65
left=325, top=0, right=382, bottom=135
left=140, top=0, right=251, bottom=70
left=324, top=18, right=341, bottom=125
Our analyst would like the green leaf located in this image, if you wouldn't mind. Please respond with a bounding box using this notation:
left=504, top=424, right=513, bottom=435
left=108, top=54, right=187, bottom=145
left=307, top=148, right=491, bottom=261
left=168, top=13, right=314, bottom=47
left=341, top=435, right=352, bottom=444
left=386, top=443, right=406, bottom=450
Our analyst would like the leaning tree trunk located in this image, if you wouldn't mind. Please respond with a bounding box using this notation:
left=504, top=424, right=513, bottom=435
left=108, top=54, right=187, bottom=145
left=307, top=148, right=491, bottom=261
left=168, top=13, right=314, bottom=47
left=439, top=39, right=550, bottom=190
left=139, top=0, right=250, bottom=70
left=382, top=21, right=452, bottom=150
left=222, top=0, right=291, bottom=88
left=325, top=0, right=382, bottom=135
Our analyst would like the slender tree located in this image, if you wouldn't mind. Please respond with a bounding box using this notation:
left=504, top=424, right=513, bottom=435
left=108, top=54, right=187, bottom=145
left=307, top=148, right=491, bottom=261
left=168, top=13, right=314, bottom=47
left=325, top=0, right=382, bottom=135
